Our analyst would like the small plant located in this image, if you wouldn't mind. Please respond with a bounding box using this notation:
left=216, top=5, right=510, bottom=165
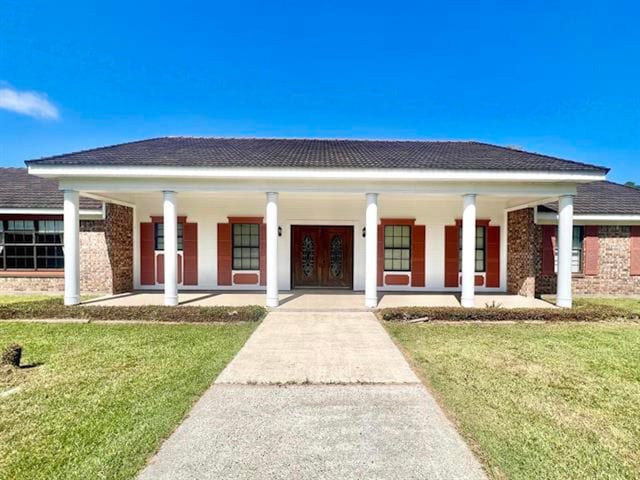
left=1, top=344, right=22, bottom=367
left=485, top=300, right=503, bottom=309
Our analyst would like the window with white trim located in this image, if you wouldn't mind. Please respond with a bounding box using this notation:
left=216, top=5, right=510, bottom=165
left=154, top=223, right=184, bottom=251
left=458, top=226, right=486, bottom=272
left=0, top=219, right=64, bottom=270
left=232, top=223, right=260, bottom=270
left=554, top=226, right=584, bottom=273
left=384, top=225, right=411, bottom=271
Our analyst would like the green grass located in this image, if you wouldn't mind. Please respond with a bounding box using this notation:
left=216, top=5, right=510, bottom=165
left=0, top=321, right=257, bottom=480
left=387, top=322, right=640, bottom=479
left=574, top=297, right=640, bottom=315
left=0, top=294, right=61, bottom=305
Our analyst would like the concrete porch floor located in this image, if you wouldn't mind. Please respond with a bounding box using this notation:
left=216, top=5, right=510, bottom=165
left=84, top=290, right=554, bottom=309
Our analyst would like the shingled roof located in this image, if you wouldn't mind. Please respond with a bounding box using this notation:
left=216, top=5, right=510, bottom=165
left=540, top=181, right=640, bottom=215
left=26, top=137, right=609, bottom=173
left=0, top=168, right=102, bottom=210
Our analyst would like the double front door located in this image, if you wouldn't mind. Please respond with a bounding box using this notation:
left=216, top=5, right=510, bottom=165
left=291, top=226, right=353, bottom=288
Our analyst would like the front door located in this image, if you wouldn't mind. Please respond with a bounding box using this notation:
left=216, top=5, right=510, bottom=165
left=291, top=226, right=353, bottom=288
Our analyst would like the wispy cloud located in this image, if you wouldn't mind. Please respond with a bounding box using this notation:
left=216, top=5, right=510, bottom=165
left=0, top=86, right=59, bottom=119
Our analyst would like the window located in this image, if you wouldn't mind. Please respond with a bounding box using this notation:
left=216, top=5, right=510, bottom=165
left=384, top=225, right=411, bottom=271
left=0, top=219, right=64, bottom=270
left=554, top=226, right=584, bottom=273
left=154, top=223, right=184, bottom=251
left=232, top=223, right=260, bottom=270
left=458, top=226, right=486, bottom=272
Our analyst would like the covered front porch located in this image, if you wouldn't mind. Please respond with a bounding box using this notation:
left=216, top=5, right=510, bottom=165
left=84, top=290, right=554, bottom=309
left=34, top=170, right=581, bottom=309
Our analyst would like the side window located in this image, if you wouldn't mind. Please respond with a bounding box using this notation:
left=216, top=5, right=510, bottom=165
left=458, top=226, right=486, bottom=272
left=554, top=226, right=584, bottom=273
left=154, top=223, right=184, bottom=251
left=232, top=223, right=260, bottom=270
left=383, top=225, right=411, bottom=271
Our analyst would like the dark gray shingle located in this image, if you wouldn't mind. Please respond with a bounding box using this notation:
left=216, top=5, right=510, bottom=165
left=25, top=137, right=609, bottom=173
left=540, top=181, right=640, bottom=215
left=0, top=168, right=102, bottom=210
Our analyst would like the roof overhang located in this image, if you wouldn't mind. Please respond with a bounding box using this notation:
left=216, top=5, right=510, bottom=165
left=537, top=211, right=640, bottom=225
left=0, top=206, right=104, bottom=220
left=27, top=164, right=607, bottom=183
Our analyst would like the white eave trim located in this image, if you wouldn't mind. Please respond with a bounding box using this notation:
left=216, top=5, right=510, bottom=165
left=537, top=211, right=640, bottom=224
left=0, top=207, right=105, bottom=220
left=27, top=164, right=607, bottom=183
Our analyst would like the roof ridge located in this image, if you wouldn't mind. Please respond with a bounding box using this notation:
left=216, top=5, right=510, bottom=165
left=468, top=141, right=610, bottom=173
left=164, top=135, right=473, bottom=143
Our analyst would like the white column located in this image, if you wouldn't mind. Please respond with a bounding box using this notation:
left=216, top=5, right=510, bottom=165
left=163, top=191, right=178, bottom=306
left=63, top=190, right=80, bottom=305
left=266, top=192, right=279, bottom=308
left=365, top=193, right=379, bottom=308
left=556, top=195, right=574, bottom=308
left=461, top=193, right=477, bottom=308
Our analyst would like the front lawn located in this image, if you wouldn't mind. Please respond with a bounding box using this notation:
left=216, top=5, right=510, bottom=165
left=387, top=322, right=640, bottom=479
left=574, top=297, right=640, bottom=315
left=0, top=321, right=256, bottom=480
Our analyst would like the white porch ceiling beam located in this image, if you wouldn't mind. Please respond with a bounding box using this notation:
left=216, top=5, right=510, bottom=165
left=56, top=178, right=580, bottom=198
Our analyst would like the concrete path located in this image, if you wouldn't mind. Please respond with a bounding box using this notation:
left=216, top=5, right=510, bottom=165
left=215, top=312, right=418, bottom=384
left=138, top=312, right=487, bottom=480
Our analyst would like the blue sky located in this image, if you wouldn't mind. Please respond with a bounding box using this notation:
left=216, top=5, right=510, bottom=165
left=1, top=0, right=639, bottom=182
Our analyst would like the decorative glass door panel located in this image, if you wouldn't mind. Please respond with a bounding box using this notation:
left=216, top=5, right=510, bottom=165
left=292, top=226, right=353, bottom=288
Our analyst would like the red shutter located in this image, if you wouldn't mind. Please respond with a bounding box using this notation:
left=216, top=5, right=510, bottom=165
left=541, top=225, right=556, bottom=274
left=583, top=226, right=599, bottom=276
left=217, top=223, right=232, bottom=286
left=156, top=254, right=164, bottom=284
left=486, top=225, right=500, bottom=287
left=377, top=225, right=384, bottom=286
left=411, top=225, right=426, bottom=287
left=259, top=223, right=266, bottom=286
left=631, top=226, right=640, bottom=276
left=183, top=223, right=198, bottom=285
left=444, top=225, right=459, bottom=287
left=140, top=222, right=155, bottom=285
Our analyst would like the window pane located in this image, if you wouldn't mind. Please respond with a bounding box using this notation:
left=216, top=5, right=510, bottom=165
left=383, top=225, right=411, bottom=271
left=232, top=223, right=261, bottom=270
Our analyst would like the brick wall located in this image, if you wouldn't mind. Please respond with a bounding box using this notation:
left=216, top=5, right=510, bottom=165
left=536, top=225, right=640, bottom=296
left=0, top=275, right=64, bottom=293
left=507, top=208, right=537, bottom=297
left=507, top=207, right=640, bottom=297
left=1, top=203, right=133, bottom=295
left=105, top=204, right=133, bottom=293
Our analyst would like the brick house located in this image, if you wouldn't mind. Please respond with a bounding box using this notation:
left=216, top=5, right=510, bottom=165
left=1, top=137, right=636, bottom=307
left=0, top=168, right=133, bottom=295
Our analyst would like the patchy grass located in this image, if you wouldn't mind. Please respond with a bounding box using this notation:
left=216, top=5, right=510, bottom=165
left=0, top=321, right=256, bottom=480
left=574, top=297, right=640, bottom=315
left=387, top=322, right=640, bottom=479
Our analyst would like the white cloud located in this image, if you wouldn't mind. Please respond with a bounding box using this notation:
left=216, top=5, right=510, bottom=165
left=0, top=86, right=59, bottom=119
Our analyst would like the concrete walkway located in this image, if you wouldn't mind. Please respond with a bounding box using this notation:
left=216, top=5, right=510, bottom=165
left=86, top=290, right=554, bottom=309
left=138, top=312, right=487, bottom=480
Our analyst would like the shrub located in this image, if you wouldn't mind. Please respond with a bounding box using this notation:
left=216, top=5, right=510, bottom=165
left=0, top=299, right=266, bottom=323
left=378, top=304, right=637, bottom=323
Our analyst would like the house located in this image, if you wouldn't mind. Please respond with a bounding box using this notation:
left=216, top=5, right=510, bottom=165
left=4, top=137, right=637, bottom=308
left=0, top=168, right=130, bottom=294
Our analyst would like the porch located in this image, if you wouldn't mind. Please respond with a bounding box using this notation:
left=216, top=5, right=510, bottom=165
left=83, top=290, right=554, bottom=310
left=36, top=176, right=581, bottom=309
